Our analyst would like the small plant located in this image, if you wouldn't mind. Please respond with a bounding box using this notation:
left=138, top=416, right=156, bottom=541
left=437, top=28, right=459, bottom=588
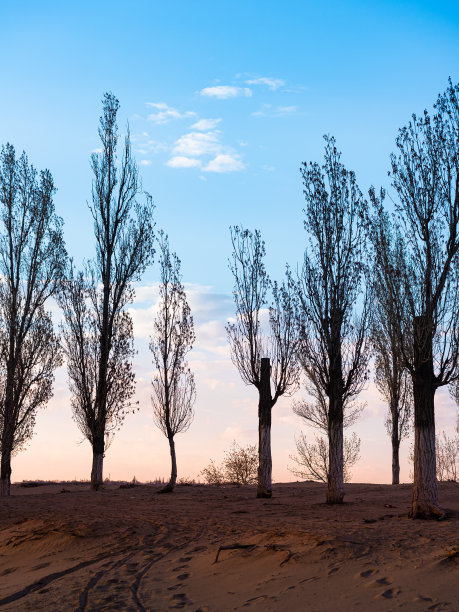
left=177, top=476, right=196, bottom=486
left=200, top=459, right=225, bottom=485
left=200, top=441, right=258, bottom=486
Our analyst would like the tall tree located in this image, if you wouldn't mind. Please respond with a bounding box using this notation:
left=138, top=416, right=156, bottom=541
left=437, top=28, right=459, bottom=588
left=0, top=144, right=65, bottom=496
left=370, top=80, right=459, bottom=518
left=58, top=265, right=136, bottom=479
left=296, top=136, right=371, bottom=504
left=226, top=226, right=299, bottom=498
left=59, top=93, right=155, bottom=490
left=370, top=226, right=412, bottom=485
left=150, top=232, right=195, bottom=493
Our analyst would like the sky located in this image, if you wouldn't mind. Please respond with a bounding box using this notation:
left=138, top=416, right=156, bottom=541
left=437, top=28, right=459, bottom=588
left=1, top=0, right=459, bottom=485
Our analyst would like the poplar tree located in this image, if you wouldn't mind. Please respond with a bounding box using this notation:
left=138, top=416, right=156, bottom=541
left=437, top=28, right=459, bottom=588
left=150, top=232, right=195, bottom=493
left=226, top=226, right=299, bottom=498
left=296, top=136, right=371, bottom=504
left=0, top=144, right=65, bottom=496
left=59, top=93, right=155, bottom=489
left=370, top=80, right=459, bottom=518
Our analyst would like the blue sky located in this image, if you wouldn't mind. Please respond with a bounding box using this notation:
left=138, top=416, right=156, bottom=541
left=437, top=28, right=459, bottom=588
left=1, top=1, right=459, bottom=483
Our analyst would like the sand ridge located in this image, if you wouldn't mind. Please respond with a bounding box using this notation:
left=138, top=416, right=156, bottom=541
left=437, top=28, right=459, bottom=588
left=0, top=482, right=458, bottom=611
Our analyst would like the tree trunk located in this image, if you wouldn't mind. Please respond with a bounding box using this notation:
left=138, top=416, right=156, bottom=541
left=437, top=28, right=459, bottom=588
left=257, top=357, right=272, bottom=498
left=327, top=414, right=344, bottom=503
left=410, top=382, right=443, bottom=518
left=391, top=408, right=400, bottom=485
left=0, top=447, right=12, bottom=497
left=391, top=436, right=400, bottom=485
left=159, top=435, right=177, bottom=494
left=90, top=436, right=104, bottom=490
left=410, top=315, right=443, bottom=519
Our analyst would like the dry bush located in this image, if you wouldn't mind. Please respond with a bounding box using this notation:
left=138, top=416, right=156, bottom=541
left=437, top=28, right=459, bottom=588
left=200, top=442, right=258, bottom=486
left=436, top=432, right=459, bottom=482
left=200, top=460, right=225, bottom=486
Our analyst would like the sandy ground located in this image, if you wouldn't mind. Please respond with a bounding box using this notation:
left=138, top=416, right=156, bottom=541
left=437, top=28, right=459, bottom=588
left=0, top=482, right=458, bottom=611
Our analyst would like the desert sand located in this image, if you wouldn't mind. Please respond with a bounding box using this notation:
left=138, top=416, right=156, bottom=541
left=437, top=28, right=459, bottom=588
left=0, top=481, right=458, bottom=611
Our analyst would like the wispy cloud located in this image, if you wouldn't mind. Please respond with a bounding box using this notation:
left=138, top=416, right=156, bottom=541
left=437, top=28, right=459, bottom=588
left=200, top=86, right=252, bottom=99
left=167, top=129, right=245, bottom=174
left=191, top=118, right=222, bottom=131
left=202, top=154, right=245, bottom=173
left=166, top=156, right=201, bottom=169
left=252, top=104, right=299, bottom=118
left=172, top=131, right=221, bottom=157
left=131, top=131, right=168, bottom=155
left=246, top=77, right=285, bottom=90
left=139, top=159, right=151, bottom=166
left=147, top=101, right=196, bottom=124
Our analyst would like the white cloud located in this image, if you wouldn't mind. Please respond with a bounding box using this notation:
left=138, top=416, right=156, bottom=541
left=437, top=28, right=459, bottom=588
left=191, top=118, right=222, bottom=131
left=131, top=131, right=168, bottom=154
left=166, top=156, right=201, bottom=169
left=139, top=160, right=151, bottom=166
left=252, top=105, right=299, bottom=118
left=200, top=86, right=252, bottom=99
left=202, top=154, right=245, bottom=173
left=146, top=101, right=196, bottom=124
left=277, top=105, right=298, bottom=115
left=172, top=131, right=221, bottom=157
left=246, top=77, right=285, bottom=90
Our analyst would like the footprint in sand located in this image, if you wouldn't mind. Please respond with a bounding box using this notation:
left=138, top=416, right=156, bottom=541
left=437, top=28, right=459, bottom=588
left=242, top=595, right=269, bottom=607
left=413, top=595, right=435, bottom=603
left=366, top=576, right=393, bottom=588
left=355, top=569, right=378, bottom=579
left=376, top=587, right=401, bottom=599
left=177, top=573, right=190, bottom=581
left=171, top=592, right=190, bottom=610
left=32, top=562, right=51, bottom=571
left=328, top=566, right=340, bottom=576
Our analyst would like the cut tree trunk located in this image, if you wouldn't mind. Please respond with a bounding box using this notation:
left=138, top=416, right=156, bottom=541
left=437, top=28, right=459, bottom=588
left=90, top=437, right=104, bottom=490
left=257, top=357, right=272, bottom=498
left=159, top=435, right=177, bottom=493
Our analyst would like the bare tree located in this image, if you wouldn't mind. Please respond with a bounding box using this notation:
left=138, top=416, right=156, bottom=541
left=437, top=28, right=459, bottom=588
left=370, top=80, right=459, bottom=518
left=58, top=93, right=155, bottom=490
left=296, top=136, right=371, bottom=504
left=150, top=232, right=195, bottom=493
left=0, top=144, right=65, bottom=496
left=370, top=228, right=412, bottom=484
left=226, top=226, right=299, bottom=498
left=289, top=431, right=360, bottom=483
left=58, top=265, right=137, bottom=475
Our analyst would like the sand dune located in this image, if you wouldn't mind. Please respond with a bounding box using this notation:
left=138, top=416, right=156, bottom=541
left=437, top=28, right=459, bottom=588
left=0, top=482, right=458, bottom=611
